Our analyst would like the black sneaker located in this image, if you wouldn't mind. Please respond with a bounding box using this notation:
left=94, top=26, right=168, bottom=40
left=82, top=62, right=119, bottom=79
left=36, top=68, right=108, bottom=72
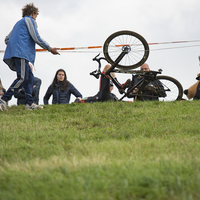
left=119, top=79, right=131, bottom=94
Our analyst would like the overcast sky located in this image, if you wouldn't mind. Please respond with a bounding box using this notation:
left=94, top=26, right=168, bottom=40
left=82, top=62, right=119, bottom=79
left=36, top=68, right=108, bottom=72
left=1, top=0, right=200, bottom=105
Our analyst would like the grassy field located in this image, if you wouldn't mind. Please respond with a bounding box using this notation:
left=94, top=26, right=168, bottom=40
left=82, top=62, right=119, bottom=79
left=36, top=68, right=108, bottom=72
left=0, top=100, right=200, bottom=200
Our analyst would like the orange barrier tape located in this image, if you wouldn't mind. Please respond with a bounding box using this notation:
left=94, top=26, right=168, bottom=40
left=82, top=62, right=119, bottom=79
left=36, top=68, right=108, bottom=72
left=0, top=40, right=200, bottom=53
left=36, top=44, right=128, bottom=52
left=149, top=40, right=200, bottom=45
left=35, top=46, right=103, bottom=52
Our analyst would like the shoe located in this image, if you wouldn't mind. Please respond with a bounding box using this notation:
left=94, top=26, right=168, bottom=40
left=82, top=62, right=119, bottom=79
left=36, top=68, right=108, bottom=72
left=119, top=79, right=131, bottom=94
left=25, top=103, right=43, bottom=110
left=0, top=97, right=7, bottom=111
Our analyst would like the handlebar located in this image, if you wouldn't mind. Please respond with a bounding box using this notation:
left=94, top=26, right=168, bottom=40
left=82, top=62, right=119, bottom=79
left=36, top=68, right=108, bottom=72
left=90, top=54, right=107, bottom=79
left=90, top=70, right=100, bottom=79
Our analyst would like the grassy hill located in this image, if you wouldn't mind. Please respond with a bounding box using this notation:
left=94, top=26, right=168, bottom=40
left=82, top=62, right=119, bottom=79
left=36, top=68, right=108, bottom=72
left=0, top=100, right=200, bottom=200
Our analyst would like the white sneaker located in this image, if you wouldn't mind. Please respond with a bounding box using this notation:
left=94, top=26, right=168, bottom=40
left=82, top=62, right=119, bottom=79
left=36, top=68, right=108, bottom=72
left=0, top=97, right=7, bottom=111
left=25, top=103, right=43, bottom=110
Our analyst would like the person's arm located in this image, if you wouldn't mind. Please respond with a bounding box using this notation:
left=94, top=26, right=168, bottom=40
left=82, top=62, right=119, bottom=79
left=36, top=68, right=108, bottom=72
left=25, top=16, right=59, bottom=55
left=43, top=85, right=53, bottom=105
left=32, top=77, right=41, bottom=95
left=69, top=84, right=82, bottom=98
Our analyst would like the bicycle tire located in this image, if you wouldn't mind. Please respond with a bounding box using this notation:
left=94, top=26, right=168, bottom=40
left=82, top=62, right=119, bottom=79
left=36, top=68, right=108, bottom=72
left=103, top=30, right=149, bottom=69
left=138, top=75, right=183, bottom=101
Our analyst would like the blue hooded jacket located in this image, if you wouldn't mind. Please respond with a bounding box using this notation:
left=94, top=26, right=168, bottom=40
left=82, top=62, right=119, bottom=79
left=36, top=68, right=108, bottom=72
left=3, top=15, right=52, bottom=71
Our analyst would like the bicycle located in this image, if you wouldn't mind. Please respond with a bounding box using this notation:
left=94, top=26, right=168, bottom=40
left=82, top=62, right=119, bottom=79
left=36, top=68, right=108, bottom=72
left=90, top=30, right=183, bottom=101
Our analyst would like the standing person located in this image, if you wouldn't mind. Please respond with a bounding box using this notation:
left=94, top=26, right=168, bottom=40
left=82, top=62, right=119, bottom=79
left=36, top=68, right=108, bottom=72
left=43, top=69, right=82, bottom=105
left=0, top=3, right=60, bottom=111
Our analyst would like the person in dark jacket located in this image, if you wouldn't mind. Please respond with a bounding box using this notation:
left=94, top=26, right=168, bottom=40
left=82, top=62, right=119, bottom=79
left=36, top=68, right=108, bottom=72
left=14, top=77, right=41, bottom=105
left=43, top=69, right=82, bottom=105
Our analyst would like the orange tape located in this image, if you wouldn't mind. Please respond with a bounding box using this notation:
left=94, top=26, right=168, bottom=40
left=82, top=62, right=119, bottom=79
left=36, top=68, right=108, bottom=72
left=1, top=40, right=200, bottom=53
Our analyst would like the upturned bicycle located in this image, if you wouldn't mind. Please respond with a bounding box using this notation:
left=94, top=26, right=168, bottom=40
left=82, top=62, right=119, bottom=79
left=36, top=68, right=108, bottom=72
left=90, top=30, right=183, bottom=101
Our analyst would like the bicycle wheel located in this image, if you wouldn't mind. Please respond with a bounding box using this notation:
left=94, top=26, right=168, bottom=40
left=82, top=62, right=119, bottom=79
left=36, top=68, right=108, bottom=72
left=103, top=30, right=149, bottom=69
left=138, top=75, right=183, bottom=101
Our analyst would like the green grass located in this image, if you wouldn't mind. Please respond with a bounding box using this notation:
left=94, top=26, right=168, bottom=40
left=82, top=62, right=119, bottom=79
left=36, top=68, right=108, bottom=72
left=0, top=100, right=200, bottom=200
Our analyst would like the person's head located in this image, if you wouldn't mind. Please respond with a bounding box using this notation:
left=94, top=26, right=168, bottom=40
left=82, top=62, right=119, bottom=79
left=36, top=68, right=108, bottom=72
left=54, top=69, right=67, bottom=82
left=50, top=69, right=69, bottom=93
left=140, top=63, right=150, bottom=71
left=22, top=3, right=39, bottom=19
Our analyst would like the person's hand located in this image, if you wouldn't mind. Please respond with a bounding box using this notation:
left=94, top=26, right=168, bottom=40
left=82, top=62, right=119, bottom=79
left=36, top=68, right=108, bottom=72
left=51, top=48, right=60, bottom=55
left=29, top=62, right=33, bottom=71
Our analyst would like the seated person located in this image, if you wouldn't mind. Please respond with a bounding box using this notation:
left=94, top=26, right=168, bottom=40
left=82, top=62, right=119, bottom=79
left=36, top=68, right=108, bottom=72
left=184, top=73, right=200, bottom=100
left=44, top=69, right=82, bottom=104
left=14, top=77, right=42, bottom=105
left=75, top=64, right=130, bottom=103
left=128, top=63, right=163, bottom=101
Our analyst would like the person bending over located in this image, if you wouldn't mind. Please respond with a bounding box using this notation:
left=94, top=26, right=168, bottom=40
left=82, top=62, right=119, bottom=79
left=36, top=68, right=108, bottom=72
left=44, top=69, right=82, bottom=105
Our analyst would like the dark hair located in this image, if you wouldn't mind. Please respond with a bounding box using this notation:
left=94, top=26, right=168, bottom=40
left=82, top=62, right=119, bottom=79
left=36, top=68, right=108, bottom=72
left=50, top=69, right=70, bottom=94
left=22, top=3, right=39, bottom=17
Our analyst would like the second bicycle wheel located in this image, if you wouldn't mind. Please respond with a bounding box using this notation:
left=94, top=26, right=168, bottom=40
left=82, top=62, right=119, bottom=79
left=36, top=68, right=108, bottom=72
left=103, top=30, right=149, bottom=69
left=138, top=75, right=183, bottom=101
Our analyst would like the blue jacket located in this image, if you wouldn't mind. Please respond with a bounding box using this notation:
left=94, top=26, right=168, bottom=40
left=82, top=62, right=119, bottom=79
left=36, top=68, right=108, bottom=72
left=3, top=16, right=51, bottom=71
left=43, top=83, right=82, bottom=105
